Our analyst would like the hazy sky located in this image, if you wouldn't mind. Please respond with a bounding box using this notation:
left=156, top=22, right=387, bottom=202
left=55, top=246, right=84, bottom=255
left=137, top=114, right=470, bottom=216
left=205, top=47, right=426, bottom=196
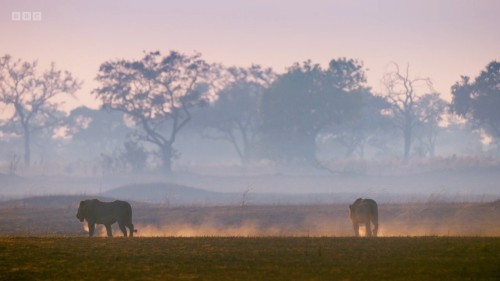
left=1, top=0, right=499, bottom=111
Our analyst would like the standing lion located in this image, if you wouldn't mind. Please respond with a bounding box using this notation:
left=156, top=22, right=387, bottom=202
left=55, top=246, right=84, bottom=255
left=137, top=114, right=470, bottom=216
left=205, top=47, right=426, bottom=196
left=349, top=198, right=378, bottom=237
left=76, top=199, right=136, bottom=237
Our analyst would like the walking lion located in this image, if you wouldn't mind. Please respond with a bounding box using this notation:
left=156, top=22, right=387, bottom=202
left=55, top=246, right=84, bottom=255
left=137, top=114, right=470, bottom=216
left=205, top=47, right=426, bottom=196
left=349, top=198, right=378, bottom=237
left=76, top=199, right=136, bottom=237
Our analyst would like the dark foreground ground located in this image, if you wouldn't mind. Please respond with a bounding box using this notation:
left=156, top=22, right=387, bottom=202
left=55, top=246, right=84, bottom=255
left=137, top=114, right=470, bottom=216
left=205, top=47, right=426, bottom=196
left=0, top=237, right=499, bottom=281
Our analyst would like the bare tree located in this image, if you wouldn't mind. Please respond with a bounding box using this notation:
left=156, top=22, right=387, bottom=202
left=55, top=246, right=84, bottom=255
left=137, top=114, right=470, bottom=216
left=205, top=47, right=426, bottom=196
left=382, top=63, right=433, bottom=161
left=0, top=55, right=81, bottom=166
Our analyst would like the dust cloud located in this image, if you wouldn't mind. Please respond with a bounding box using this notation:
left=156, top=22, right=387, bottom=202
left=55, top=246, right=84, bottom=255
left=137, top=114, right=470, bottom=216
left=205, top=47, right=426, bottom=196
left=78, top=201, right=500, bottom=237
left=136, top=221, right=284, bottom=237
left=82, top=219, right=347, bottom=238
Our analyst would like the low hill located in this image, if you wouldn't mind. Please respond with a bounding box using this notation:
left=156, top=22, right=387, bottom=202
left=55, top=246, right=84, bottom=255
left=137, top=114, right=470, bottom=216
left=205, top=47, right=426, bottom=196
left=101, top=182, right=240, bottom=205
left=100, top=182, right=380, bottom=205
left=0, top=195, right=121, bottom=209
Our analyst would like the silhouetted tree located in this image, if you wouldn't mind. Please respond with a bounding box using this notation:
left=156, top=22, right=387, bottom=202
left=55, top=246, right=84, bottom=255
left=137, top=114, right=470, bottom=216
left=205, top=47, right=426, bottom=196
left=93, top=51, right=219, bottom=173
left=119, top=139, right=148, bottom=172
left=0, top=55, right=81, bottom=166
left=260, top=58, right=365, bottom=163
left=413, top=93, right=448, bottom=157
left=66, top=106, right=133, bottom=156
left=326, top=90, right=392, bottom=158
left=382, top=63, right=433, bottom=161
left=451, top=61, right=500, bottom=148
left=201, top=65, right=276, bottom=164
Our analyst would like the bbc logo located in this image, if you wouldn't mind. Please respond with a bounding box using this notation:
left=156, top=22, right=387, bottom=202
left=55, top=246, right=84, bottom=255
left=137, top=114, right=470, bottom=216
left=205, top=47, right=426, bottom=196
left=11, top=11, right=42, bottom=21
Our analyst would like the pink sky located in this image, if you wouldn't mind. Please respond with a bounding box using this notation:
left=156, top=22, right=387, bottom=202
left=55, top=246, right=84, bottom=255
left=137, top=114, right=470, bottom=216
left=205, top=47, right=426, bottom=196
left=1, top=0, right=499, bottom=112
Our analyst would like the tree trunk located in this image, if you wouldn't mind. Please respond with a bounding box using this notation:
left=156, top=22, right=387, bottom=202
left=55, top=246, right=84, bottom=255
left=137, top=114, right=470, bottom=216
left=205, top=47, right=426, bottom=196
left=227, top=131, right=245, bottom=165
left=402, top=111, right=413, bottom=162
left=240, top=128, right=250, bottom=165
left=160, top=144, right=172, bottom=173
left=403, top=127, right=411, bottom=162
left=429, top=139, right=435, bottom=157
left=23, top=126, right=31, bottom=167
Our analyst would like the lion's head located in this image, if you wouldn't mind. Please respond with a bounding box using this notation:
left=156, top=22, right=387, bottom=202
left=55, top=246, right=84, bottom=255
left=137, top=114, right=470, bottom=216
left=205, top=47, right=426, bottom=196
left=349, top=198, right=363, bottom=220
left=76, top=201, right=87, bottom=222
left=349, top=204, right=354, bottom=219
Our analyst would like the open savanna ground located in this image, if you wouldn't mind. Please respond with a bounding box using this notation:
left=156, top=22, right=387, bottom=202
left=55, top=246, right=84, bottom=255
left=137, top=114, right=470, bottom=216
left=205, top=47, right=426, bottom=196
left=0, top=196, right=499, bottom=237
left=1, top=197, right=499, bottom=280
left=1, top=237, right=499, bottom=281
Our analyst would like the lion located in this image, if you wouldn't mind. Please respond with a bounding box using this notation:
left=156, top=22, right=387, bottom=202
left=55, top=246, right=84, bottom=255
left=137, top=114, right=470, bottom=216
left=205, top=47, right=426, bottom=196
left=76, top=199, right=137, bottom=237
left=349, top=198, right=378, bottom=237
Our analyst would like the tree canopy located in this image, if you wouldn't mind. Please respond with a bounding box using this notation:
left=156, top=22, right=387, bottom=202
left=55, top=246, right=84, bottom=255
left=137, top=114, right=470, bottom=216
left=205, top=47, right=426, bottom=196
left=451, top=61, right=500, bottom=145
left=200, top=65, right=276, bottom=164
left=94, top=51, right=219, bottom=172
left=259, top=58, right=366, bottom=163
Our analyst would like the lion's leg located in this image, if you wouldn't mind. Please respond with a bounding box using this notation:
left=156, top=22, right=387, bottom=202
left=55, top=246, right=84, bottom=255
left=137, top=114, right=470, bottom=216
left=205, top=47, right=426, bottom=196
left=373, top=221, right=379, bottom=237
left=88, top=223, right=95, bottom=237
left=118, top=222, right=127, bottom=237
left=353, top=222, right=360, bottom=237
left=366, top=220, right=372, bottom=237
left=128, top=223, right=135, bottom=238
left=105, top=224, right=113, bottom=237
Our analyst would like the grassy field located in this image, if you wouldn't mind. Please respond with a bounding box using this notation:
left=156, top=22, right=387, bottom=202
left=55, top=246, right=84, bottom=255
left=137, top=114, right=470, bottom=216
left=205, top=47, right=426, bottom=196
left=0, top=237, right=499, bottom=281
left=0, top=197, right=499, bottom=280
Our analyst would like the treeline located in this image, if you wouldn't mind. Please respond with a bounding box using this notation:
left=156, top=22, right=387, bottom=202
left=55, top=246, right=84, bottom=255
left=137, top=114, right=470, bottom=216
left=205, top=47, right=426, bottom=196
left=0, top=52, right=498, bottom=174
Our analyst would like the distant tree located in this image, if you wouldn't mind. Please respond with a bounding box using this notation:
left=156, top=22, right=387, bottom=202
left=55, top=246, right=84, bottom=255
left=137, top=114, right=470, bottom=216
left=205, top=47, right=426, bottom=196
left=451, top=61, right=500, bottom=148
left=66, top=106, right=133, bottom=154
left=93, top=51, right=219, bottom=173
left=0, top=55, right=81, bottom=166
left=119, top=139, right=148, bottom=172
left=201, top=65, right=276, bottom=164
left=326, top=90, right=392, bottom=158
left=260, top=58, right=365, bottom=163
left=413, top=93, right=448, bottom=157
left=382, top=63, right=433, bottom=161
left=439, top=118, right=485, bottom=156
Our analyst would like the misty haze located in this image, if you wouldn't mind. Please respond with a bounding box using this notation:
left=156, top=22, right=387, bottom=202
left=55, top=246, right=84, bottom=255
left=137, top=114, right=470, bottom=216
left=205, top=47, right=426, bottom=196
left=1, top=48, right=499, bottom=238
left=1, top=1, right=499, bottom=280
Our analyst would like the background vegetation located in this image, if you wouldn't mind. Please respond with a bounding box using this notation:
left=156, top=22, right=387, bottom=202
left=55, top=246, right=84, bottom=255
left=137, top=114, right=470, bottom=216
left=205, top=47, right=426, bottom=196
left=1, top=53, right=499, bottom=177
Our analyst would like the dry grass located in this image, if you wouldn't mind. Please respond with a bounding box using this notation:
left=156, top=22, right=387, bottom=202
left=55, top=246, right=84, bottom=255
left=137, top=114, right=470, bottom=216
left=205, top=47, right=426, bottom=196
left=0, top=196, right=499, bottom=237
left=0, top=237, right=499, bottom=281
left=1, top=197, right=499, bottom=280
